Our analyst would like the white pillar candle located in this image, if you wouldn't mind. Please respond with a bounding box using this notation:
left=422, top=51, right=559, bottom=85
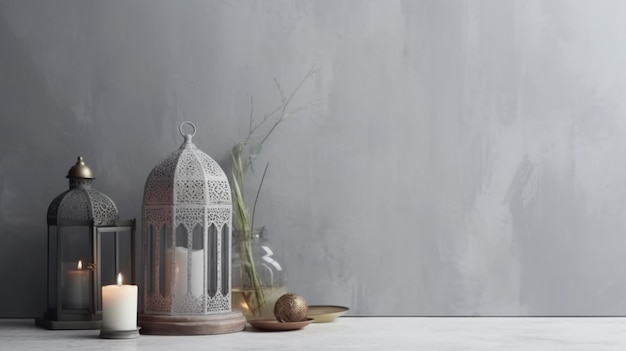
left=166, top=247, right=204, bottom=298
left=102, top=273, right=137, bottom=331
left=62, top=260, right=90, bottom=309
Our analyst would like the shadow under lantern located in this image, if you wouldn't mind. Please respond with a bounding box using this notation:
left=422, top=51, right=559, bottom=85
left=36, top=157, right=136, bottom=330
left=138, top=121, right=245, bottom=335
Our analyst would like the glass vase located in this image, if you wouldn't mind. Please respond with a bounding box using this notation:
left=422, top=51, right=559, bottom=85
left=231, top=227, right=287, bottom=319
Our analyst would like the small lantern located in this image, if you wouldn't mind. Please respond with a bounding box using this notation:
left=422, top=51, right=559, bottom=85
left=139, top=122, right=245, bottom=335
left=36, top=157, right=136, bottom=330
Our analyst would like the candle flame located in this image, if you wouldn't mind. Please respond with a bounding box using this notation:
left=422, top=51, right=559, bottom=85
left=117, top=273, right=123, bottom=286
left=77, top=260, right=83, bottom=270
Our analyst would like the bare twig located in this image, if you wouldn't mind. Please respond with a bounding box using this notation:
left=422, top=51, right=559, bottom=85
left=251, top=162, right=269, bottom=233
left=229, top=67, right=314, bottom=316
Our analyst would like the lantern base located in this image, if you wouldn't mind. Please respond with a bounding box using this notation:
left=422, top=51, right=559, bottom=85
left=138, top=311, right=246, bottom=335
left=35, top=317, right=102, bottom=330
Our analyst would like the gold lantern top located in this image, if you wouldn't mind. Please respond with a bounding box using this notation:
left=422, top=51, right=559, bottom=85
left=66, top=156, right=95, bottom=179
left=47, top=156, right=118, bottom=226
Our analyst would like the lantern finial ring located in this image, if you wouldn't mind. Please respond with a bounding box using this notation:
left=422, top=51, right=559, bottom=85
left=179, top=121, right=197, bottom=138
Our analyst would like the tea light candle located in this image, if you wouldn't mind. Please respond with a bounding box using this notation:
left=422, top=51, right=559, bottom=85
left=102, top=273, right=137, bottom=331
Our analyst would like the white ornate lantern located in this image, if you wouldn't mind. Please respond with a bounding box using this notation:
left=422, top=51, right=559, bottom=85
left=138, top=122, right=245, bottom=335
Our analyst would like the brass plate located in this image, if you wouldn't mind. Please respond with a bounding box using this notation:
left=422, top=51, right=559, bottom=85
left=248, top=318, right=313, bottom=331
left=307, top=305, right=349, bottom=323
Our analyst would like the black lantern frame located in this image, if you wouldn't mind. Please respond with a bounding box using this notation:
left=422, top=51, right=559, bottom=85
left=35, top=157, right=136, bottom=330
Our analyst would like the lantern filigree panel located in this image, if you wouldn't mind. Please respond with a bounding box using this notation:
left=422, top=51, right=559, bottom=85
left=143, top=206, right=232, bottom=315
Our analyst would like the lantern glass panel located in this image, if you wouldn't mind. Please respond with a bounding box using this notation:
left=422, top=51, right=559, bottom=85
left=220, top=224, right=230, bottom=295
left=98, top=229, right=134, bottom=285
left=207, top=224, right=217, bottom=297
left=95, top=223, right=135, bottom=311
left=192, top=224, right=205, bottom=298
left=146, top=224, right=155, bottom=296
left=162, top=224, right=172, bottom=297
left=146, top=223, right=172, bottom=298
left=170, top=224, right=205, bottom=299
left=59, top=226, right=92, bottom=311
left=47, top=225, right=58, bottom=310
left=99, top=233, right=117, bottom=286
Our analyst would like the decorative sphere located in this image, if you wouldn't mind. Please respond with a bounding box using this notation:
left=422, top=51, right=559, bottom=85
left=274, top=293, right=308, bottom=322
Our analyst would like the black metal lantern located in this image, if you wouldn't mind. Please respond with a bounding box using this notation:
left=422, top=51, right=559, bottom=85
left=36, top=156, right=136, bottom=330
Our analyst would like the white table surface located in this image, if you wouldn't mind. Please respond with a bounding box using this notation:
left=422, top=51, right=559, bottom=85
left=2, top=317, right=626, bottom=350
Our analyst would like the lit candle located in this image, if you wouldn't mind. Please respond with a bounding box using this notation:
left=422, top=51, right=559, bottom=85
left=63, top=260, right=90, bottom=309
left=102, top=273, right=137, bottom=331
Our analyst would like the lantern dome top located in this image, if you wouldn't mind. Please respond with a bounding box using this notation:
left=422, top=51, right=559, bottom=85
left=143, top=121, right=231, bottom=206
left=66, top=156, right=95, bottom=179
left=47, top=156, right=118, bottom=226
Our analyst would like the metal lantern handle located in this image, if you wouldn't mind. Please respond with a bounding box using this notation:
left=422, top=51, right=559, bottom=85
left=179, top=121, right=197, bottom=138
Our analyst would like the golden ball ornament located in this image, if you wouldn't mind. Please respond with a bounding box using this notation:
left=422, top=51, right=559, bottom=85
left=274, top=293, right=309, bottom=322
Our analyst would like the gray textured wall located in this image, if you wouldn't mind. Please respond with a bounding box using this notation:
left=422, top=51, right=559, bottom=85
left=2, top=0, right=626, bottom=318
